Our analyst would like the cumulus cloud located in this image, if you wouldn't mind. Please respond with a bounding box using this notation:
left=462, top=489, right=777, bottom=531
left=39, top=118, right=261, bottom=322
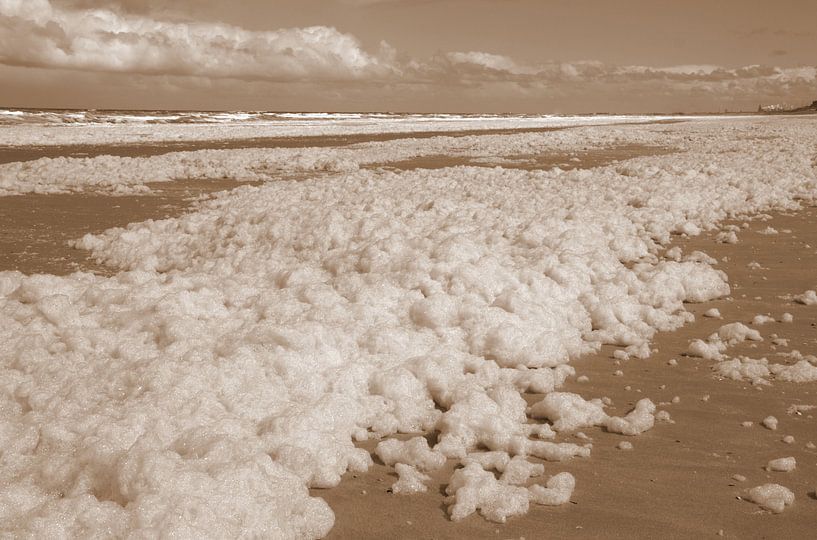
left=0, top=0, right=398, bottom=81
left=445, top=51, right=537, bottom=75
left=434, top=53, right=815, bottom=87
left=51, top=0, right=172, bottom=13
left=402, top=50, right=816, bottom=111
left=0, top=0, right=814, bottom=110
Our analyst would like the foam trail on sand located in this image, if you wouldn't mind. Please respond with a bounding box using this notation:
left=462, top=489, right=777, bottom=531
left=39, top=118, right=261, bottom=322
left=0, top=117, right=804, bottom=198
left=1, top=122, right=674, bottom=195
left=0, top=111, right=698, bottom=146
left=1, top=117, right=816, bottom=536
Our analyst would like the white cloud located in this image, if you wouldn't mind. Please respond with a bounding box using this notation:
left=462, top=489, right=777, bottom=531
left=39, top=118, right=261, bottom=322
left=445, top=51, right=535, bottom=75
left=653, top=64, right=722, bottom=75
left=0, top=0, right=398, bottom=81
left=0, top=0, right=814, bottom=109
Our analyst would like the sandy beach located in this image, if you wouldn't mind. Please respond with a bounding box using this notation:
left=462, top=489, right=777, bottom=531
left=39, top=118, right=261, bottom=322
left=0, top=126, right=573, bottom=165
left=319, top=205, right=817, bottom=539
left=0, top=137, right=670, bottom=275
left=1, top=116, right=815, bottom=538
left=3, top=0, right=817, bottom=537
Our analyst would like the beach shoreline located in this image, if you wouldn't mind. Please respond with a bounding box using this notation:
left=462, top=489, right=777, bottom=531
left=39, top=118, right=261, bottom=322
left=0, top=144, right=673, bottom=275
left=0, top=126, right=564, bottom=165
left=1, top=118, right=815, bottom=538
left=0, top=119, right=689, bottom=165
left=4, top=169, right=815, bottom=538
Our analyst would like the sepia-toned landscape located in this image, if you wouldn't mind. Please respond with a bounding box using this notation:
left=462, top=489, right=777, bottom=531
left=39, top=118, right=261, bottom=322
left=1, top=1, right=816, bottom=539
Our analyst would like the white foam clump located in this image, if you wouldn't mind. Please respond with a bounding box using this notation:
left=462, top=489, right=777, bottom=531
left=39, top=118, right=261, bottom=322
left=433, top=386, right=587, bottom=461
left=392, top=463, right=432, bottom=494
left=762, top=416, right=779, bottom=430
left=718, top=323, right=763, bottom=343
left=445, top=462, right=575, bottom=522
left=463, top=451, right=512, bottom=471
left=3, top=117, right=817, bottom=535
left=0, top=124, right=661, bottom=196
left=528, top=392, right=608, bottom=432
left=529, top=393, right=659, bottom=436
left=664, top=246, right=683, bottom=260
left=606, top=399, right=657, bottom=436
left=445, top=462, right=532, bottom=522
left=687, top=339, right=725, bottom=360
left=375, top=437, right=446, bottom=472
left=715, top=230, right=739, bottom=244
left=0, top=147, right=359, bottom=195
left=752, top=314, right=774, bottom=325
left=714, top=355, right=817, bottom=385
left=688, top=322, right=763, bottom=360
left=746, top=484, right=795, bottom=513
left=500, top=456, right=546, bottom=485
left=527, top=472, right=576, bottom=506
left=462, top=451, right=556, bottom=483
left=703, top=308, right=722, bottom=318
left=766, top=457, right=796, bottom=472
left=685, top=251, right=718, bottom=265
left=794, top=290, right=817, bottom=305
left=770, top=359, right=817, bottom=382
left=714, top=357, right=772, bottom=385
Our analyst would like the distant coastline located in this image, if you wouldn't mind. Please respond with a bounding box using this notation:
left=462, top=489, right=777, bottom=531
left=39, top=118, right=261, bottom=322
left=1, top=105, right=814, bottom=129
left=759, top=100, right=817, bottom=115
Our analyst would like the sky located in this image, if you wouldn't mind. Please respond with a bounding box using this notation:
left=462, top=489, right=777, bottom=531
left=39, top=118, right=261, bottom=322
left=0, top=0, right=815, bottom=113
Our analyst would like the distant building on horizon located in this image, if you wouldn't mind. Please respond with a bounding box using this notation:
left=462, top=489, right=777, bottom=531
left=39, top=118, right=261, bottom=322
left=758, top=103, right=795, bottom=112
left=758, top=99, right=817, bottom=114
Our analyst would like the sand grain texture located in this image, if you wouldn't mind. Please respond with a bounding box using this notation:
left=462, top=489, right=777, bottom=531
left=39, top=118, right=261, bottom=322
left=0, top=179, right=260, bottom=275
left=318, top=207, right=817, bottom=539
left=2, top=125, right=816, bottom=538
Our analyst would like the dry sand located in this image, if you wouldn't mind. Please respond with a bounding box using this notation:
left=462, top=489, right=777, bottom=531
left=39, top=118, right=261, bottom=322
left=2, top=144, right=815, bottom=538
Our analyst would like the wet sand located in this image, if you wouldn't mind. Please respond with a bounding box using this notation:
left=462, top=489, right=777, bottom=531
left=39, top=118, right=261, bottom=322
left=317, top=207, right=817, bottom=539
left=1, top=146, right=815, bottom=538
left=0, top=119, right=685, bottom=165
left=0, top=145, right=672, bottom=275
left=0, top=179, right=260, bottom=275
left=375, top=143, right=673, bottom=171
left=0, top=126, right=568, bottom=165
